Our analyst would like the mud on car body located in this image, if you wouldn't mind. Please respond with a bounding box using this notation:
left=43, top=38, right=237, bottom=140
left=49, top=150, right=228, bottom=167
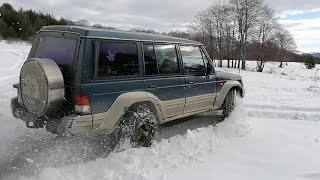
left=11, top=26, right=244, bottom=147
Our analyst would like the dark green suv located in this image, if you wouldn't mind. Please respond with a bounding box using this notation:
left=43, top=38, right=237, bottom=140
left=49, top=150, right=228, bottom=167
left=11, top=26, right=244, bottom=147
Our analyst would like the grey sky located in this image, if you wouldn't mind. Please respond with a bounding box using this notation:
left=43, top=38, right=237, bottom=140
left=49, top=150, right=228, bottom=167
left=2, top=0, right=320, bottom=52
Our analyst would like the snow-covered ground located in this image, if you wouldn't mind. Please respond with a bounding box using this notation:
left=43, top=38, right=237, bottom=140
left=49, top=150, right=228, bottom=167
left=0, top=41, right=47, bottom=162
left=1, top=41, right=320, bottom=180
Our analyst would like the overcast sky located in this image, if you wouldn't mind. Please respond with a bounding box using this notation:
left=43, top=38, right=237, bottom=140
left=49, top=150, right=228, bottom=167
left=3, top=0, right=320, bottom=53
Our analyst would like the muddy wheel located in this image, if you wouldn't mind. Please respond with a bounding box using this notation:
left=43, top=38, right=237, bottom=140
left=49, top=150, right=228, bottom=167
left=115, top=104, right=159, bottom=148
left=222, top=89, right=237, bottom=118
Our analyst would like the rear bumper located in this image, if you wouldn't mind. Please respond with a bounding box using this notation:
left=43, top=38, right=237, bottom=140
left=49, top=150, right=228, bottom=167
left=57, top=114, right=93, bottom=136
left=11, top=97, right=93, bottom=136
left=11, top=97, right=42, bottom=128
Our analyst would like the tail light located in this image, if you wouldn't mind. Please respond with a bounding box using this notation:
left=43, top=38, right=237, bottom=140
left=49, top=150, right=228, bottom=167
left=74, top=95, right=91, bottom=115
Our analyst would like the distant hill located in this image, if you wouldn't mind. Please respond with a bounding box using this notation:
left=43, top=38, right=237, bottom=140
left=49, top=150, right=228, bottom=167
left=312, top=53, right=320, bottom=58
left=311, top=53, right=320, bottom=64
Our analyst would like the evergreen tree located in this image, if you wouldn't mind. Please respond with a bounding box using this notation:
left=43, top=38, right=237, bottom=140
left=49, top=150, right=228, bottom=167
left=0, top=2, right=77, bottom=40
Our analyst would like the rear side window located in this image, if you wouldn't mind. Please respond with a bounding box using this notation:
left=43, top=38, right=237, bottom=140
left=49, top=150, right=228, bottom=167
left=154, top=45, right=180, bottom=74
left=98, top=42, right=139, bottom=77
left=34, top=36, right=77, bottom=66
left=143, top=44, right=180, bottom=75
left=143, top=44, right=158, bottom=75
left=180, top=46, right=205, bottom=74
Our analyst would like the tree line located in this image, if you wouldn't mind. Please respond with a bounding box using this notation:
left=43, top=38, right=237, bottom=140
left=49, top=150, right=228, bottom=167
left=187, top=0, right=301, bottom=71
left=0, top=3, right=74, bottom=40
left=0, top=2, right=318, bottom=71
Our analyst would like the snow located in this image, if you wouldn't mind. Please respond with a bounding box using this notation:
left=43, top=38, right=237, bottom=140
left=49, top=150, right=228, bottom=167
left=0, top=41, right=320, bottom=180
left=167, top=117, right=320, bottom=180
left=0, top=41, right=46, bottom=161
left=16, top=104, right=249, bottom=180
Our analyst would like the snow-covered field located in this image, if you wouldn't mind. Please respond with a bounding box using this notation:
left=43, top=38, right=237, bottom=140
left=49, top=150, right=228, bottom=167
left=1, top=41, right=320, bottom=180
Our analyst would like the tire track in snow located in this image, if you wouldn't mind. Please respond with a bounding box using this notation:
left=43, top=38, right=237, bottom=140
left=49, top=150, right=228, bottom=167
left=246, top=104, right=320, bottom=122
left=245, top=104, right=320, bottom=112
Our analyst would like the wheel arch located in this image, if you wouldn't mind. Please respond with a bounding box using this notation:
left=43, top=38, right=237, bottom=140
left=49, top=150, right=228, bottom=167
left=126, top=100, right=162, bottom=123
left=92, top=91, right=164, bottom=134
left=213, top=81, right=244, bottom=110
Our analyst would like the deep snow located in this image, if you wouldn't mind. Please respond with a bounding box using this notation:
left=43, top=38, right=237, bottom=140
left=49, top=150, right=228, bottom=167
left=0, top=41, right=320, bottom=180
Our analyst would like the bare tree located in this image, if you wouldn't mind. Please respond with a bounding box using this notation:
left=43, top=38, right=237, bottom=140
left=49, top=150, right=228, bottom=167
left=255, top=5, right=277, bottom=72
left=92, top=24, right=117, bottom=30
left=273, top=25, right=297, bottom=67
left=222, top=6, right=238, bottom=68
left=188, top=0, right=298, bottom=70
left=188, top=9, right=216, bottom=62
left=189, top=3, right=236, bottom=68
left=210, top=3, right=237, bottom=68
left=166, top=30, right=190, bottom=39
left=74, top=19, right=90, bottom=27
left=230, top=0, right=264, bottom=70
left=130, top=28, right=158, bottom=34
left=210, top=3, right=225, bottom=67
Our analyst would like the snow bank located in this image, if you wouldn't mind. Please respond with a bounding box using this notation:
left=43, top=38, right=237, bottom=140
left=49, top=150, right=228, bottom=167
left=0, top=41, right=50, bottom=164
left=216, top=61, right=320, bottom=111
left=216, top=60, right=320, bottom=79
left=19, top=100, right=249, bottom=180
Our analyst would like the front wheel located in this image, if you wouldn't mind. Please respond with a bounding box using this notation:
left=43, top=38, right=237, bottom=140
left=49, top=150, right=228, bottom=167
left=222, top=89, right=237, bottom=118
left=115, top=104, right=159, bottom=149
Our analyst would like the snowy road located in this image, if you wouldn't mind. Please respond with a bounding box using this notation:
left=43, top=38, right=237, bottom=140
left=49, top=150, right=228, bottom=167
left=0, top=41, right=320, bottom=180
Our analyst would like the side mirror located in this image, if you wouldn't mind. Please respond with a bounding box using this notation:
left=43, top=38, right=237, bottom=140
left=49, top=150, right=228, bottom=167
left=206, top=63, right=214, bottom=75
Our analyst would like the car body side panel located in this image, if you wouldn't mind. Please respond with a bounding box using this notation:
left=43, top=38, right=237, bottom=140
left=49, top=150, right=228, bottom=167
left=82, top=79, right=145, bottom=114
left=91, top=91, right=163, bottom=134
left=184, top=74, right=217, bottom=113
left=144, top=76, right=186, bottom=118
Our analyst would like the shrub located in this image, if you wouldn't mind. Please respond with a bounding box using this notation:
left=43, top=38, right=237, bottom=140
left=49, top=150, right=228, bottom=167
left=304, top=55, right=316, bottom=69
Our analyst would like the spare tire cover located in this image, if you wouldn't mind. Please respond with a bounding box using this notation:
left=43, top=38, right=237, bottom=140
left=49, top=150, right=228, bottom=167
left=20, top=58, right=65, bottom=117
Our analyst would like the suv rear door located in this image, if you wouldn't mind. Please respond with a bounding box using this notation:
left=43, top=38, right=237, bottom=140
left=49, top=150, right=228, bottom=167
left=142, top=43, right=185, bottom=119
left=30, top=33, right=81, bottom=114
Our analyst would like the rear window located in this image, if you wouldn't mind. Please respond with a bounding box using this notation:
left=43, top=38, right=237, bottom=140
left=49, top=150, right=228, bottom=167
left=34, top=36, right=77, bottom=66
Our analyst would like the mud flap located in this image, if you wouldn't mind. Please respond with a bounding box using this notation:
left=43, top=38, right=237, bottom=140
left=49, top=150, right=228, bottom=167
left=11, top=97, right=44, bottom=128
left=25, top=120, right=44, bottom=128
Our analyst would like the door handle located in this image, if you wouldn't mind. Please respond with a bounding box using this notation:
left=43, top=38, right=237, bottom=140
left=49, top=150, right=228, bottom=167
left=188, top=81, right=194, bottom=85
left=148, top=84, right=157, bottom=90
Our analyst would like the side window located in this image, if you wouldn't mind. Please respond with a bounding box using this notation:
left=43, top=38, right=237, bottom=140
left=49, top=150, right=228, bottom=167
left=143, top=44, right=158, bottom=75
left=97, top=41, right=139, bottom=77
left=180, top=46, right=205, bottom=74
left=154, top=44, right=180, bottom=74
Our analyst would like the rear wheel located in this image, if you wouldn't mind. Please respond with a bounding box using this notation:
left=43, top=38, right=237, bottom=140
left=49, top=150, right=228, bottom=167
left=222, top=89, right=237, bottom=118
left=114, top=104, right=159, bottom=149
